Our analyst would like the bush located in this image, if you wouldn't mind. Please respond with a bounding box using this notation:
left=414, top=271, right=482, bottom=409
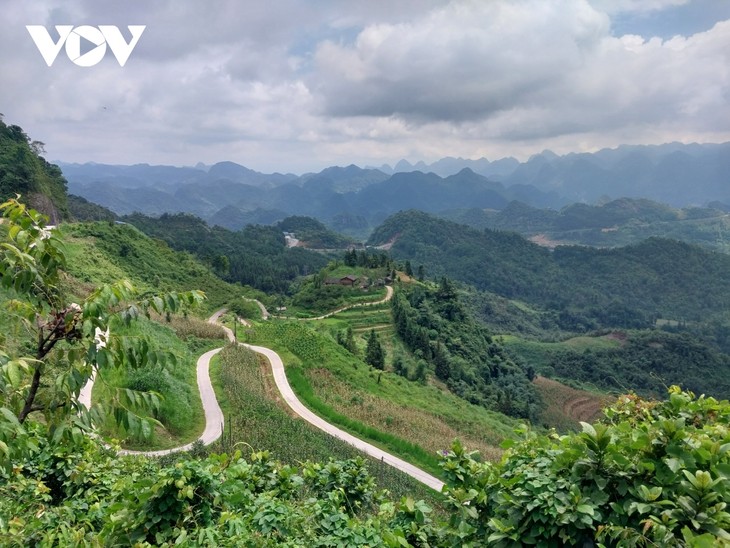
left=439, top=387, right=730, bottom=546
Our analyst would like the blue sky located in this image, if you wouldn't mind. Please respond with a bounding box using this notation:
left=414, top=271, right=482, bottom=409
left=1, top=0, right=729, bottom=173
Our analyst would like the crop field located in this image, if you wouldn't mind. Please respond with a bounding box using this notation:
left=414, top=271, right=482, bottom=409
left=533, top=375, right=614, bottom=431
left=246, top=321, right=517, bottom=469
left=211, top=344, right=443, bottom=505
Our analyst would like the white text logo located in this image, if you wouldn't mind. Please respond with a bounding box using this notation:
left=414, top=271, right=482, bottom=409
left=26, top=25, right=146, bottom=67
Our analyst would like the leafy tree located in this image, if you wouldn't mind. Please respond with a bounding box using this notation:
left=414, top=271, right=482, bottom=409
left=0, top=198, right=204, bottom=469
left=365, top=329, right=385, bottom=370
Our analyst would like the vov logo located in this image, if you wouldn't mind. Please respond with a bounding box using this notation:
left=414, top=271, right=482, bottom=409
left=26, top=25, right=146, bottom=67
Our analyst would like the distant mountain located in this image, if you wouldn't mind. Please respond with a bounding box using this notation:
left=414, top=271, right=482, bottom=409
left=61, top=141, right=730, bottom=232
left=503, top=143, right=730, bottom=206
left=373, top=156, right=520, bottom=178
left=442, top=197, right=730, bottom=252
left=367, top=210, right=730, bottom=332
left=63, top=162, right=563, bottom=230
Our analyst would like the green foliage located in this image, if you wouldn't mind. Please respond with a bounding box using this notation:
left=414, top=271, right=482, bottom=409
left=369, top=210, right=730, bottom=331
left=122, top=212, right=329, bottom=293
left=446, top=198, right=730, bottom=253
left=3, top=387, right=727, bottom=545
left=67, top=194, right=117, bottom=222
left=438, top=388, right=730, bottom=546
left=365, top=329, right=385, bottom=370
left=64, top=220, right=234, bottom=310
left=505, top=330, right=730, bottom=400
left=0, top=119, right=69, bottom=221
left=228, top=296, right=262, bottom=320
left=0, top=198, right=204, bottom=469
left=392, top=283, right=539, bottom=419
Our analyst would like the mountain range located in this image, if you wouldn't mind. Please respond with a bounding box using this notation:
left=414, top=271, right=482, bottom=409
left=60, top=141, right=729, bottom=233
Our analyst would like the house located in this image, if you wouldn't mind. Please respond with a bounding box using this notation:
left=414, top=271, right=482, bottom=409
left=324, top=274, right=359, bottom=286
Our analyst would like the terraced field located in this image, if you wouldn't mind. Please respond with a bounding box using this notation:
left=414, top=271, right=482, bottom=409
left=534, top=375, right=614, bottom=431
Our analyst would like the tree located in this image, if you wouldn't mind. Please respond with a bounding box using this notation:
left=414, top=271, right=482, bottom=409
left=0, top=198, right=204, bottom=469
left=365, top=329, right=385, bottom=370
left=405, top=260, right=413, bottom=277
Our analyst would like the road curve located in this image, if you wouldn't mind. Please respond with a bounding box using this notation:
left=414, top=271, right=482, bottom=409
left=81, top=296, right=444, bottom=491
left=280, top=284, right=394, bottom=321
left=214, top=302, right=443, bottom=490
left=79, top=312, right=226, bottom=457
left=243, top=341, right=444, bottom=491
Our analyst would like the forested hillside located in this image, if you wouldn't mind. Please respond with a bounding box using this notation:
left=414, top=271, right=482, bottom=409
left=0, top=117, right=69, bottom=221
left=122, top=212, right=329, bottom=293
left=443, top=198, right=730, bottom=252
left=391, top=280, right=538, bottom=419
left=369, top=210, right=730, bottom=329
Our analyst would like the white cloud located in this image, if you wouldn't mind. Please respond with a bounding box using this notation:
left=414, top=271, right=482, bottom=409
left=0, top=0, right=728, bottom=172
left=588, top=0, right=690, bottom=15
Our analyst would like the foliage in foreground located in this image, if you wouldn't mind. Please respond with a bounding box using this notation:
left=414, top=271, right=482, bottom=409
left=441, top=387, right=730, bottom=547
left=0, top=198, right=204, bottom=469
left=1, top=388, right=728, bottom=546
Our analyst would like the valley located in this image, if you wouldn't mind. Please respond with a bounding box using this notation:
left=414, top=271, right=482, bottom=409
left=2, top=117, right=729, bottom=545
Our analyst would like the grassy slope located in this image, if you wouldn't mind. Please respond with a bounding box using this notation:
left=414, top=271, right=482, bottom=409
left=62, top=221, right=238, bottom=312
left=59, top=220, right=236, bottom=449
left=244, top=310, right=519, bottom=472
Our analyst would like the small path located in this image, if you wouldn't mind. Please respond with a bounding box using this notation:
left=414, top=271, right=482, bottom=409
left=79, top=312, right=225, bottom=458
left=281, top=285, right=393, bottom=321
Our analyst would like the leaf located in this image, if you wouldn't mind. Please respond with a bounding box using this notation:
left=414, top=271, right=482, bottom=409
left=665, top=457, right=682, bottom=473
left=576, top=504, right=594, bottom=516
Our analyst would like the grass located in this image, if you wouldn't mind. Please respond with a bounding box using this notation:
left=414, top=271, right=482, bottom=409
left=245, top=321, right=517, bottom=469
left=500, top=333, right=622, bottom=370
left=62, top=222, right=238, bottom=312
left=210, top=344, right=444, bottom=506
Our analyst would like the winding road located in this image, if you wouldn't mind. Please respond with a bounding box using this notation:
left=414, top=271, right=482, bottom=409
left=80, top=289, right=444, bottom=491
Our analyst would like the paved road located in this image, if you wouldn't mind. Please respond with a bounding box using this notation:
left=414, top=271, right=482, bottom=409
left=79, top=312, right=226, bottom=457
left=80, top=294, right=444, bottom=491
left=243, top=341, right=444, bottom=491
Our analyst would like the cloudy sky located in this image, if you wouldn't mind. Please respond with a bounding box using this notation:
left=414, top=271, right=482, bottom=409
left=1, top=0, right=729, bottom=173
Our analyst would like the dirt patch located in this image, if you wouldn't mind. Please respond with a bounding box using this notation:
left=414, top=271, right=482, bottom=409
left=534, top=376, right=613, bottom=430
left=528, top=233, right=563, bottom=249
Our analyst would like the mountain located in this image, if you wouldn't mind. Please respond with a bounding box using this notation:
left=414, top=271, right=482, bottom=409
left=504, top=143, right=730, bottom=206
left=442, top=197, right=730, bottom=252
left=368, top=210, right=730, bottom=329
left=63, top=162, right=563, bottom=230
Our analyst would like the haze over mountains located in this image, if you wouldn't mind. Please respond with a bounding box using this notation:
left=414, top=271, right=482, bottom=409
left=61, top=141, right=730, bottom=232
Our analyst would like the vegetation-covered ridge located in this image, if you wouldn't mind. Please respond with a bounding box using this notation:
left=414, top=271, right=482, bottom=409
left=0, top=117, right=69, bottom=222
left=369, top=209, right=730, bottom=342
left=122, top=212, right=329, bottom=294
left=443, top=197, right=730, bottom=253
left=391, top=279, right=539, bottom=419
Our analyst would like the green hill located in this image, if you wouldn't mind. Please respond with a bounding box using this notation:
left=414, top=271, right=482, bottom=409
left=443, top=197, right=730, bottom=252
left=0, top=117, right=69, bottom=222
left=122, top=212, right=330, bottom=294
left=368, top=210, right=730, bottom=329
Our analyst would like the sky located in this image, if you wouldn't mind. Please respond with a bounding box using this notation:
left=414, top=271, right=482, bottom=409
left=1, top=0, right=729, bottom=174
